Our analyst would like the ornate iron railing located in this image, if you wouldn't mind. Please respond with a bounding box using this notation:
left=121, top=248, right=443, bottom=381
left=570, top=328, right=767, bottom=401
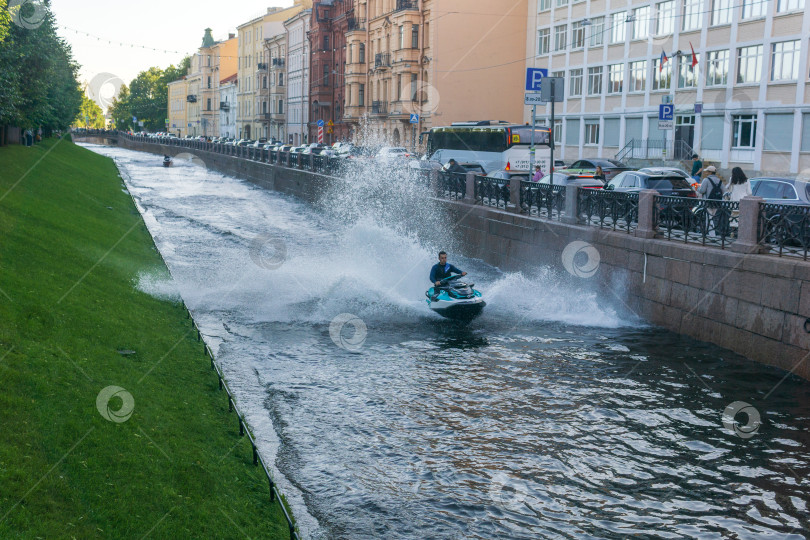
left=437, top=171, right=466, bottom=200
left=520, top=182, right=565, bottom=220
left=579, top=189, right=639, bottom=232
left=758, top=203, right=810, bottom=260
left=475, top=176, right=509, bottom=208
left=654, top=196, right=738, bottom=248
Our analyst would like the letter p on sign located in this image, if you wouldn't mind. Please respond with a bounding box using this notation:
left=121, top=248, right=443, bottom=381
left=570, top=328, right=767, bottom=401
left=525, top=68, right=548, bottom=92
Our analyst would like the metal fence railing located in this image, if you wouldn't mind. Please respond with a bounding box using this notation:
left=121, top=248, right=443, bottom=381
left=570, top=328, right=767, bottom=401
left=758, top=202, right=810, bottom=260
left=520, top=182, right=565, bottom=220
left=437, top=171, right=466, bottom=200
left=578, top=189, right=639, bottom=232
left=474, top=176, right=509, bottom=209
left=654, top=196, right=738, bottom=249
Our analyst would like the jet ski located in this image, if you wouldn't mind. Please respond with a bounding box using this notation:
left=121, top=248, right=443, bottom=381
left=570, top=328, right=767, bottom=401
left=425, top=274, right=486, bottom=321
left=162, top=155, right=173, bottom=167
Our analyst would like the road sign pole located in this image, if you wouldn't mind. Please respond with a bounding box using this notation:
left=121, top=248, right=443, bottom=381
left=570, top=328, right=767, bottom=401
left=529, top=105, right=536, bottom=175
left=550, top=84, right=555, bottom=185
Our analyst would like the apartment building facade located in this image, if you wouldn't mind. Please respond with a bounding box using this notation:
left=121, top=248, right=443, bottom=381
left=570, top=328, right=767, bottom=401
left=237, top=1, right=312, bottom=140
left=344, top=0, right=529, bottom=149
left=286, top=10, right=312, bottom=145
left=265, top=32, right=288, bottom=142
left=308, top=0, right=351, bottom=143
left=527, top=0, right=810, bottom=174
left=168, top=77, right=189, bottom=137
left=219, top=74, right=238, bottom=138
left=198, top=31, right=237, bottom=138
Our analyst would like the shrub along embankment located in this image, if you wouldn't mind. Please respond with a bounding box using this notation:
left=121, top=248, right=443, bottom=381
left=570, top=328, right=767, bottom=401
left=0, top=137, right=293, bottom=538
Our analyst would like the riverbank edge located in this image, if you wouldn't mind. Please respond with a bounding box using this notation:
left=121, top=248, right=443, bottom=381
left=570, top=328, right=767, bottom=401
left=0, top=138, right=300, bottom=538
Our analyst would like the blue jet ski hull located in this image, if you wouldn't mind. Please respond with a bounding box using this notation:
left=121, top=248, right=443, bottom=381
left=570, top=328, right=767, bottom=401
left=426, top=286, right=486, bottom=321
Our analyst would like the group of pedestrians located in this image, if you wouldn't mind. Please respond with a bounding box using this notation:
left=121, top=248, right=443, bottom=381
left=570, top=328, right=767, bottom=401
left=692, top=154, right=752, bottom=237
left=23, top=127, right=43, bottom=147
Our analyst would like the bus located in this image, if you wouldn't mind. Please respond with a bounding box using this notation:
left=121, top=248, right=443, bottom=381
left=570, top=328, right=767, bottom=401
left=423, top=121, right=552, bottom=173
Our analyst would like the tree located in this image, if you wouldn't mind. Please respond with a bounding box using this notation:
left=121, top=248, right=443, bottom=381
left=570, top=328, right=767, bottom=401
left=75, top=94, right=105, bottom=129
left=108, top=84, right=130, bottom=131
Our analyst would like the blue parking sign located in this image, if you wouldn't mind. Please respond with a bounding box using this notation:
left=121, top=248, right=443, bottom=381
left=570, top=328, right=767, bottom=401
left=525, top=68, right=548, bottom=92
left=659, top=104, right=674, bottom=121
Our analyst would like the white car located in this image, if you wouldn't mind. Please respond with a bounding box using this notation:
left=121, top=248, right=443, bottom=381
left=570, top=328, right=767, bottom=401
left=375, top=146, right=412, bottom=165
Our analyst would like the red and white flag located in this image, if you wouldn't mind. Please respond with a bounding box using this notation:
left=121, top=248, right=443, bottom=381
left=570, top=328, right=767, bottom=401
left=690, top=42, right=698, bottom=68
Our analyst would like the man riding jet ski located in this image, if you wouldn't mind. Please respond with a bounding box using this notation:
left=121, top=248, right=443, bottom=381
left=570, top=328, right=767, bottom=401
left=425, top=251, right=485, bottom=321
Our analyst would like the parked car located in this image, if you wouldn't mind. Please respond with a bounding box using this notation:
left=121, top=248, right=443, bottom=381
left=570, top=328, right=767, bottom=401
left=564, top=159, right=633, bottom=181
left=486, top=169, right=531, bottom=182
left=338, top=146, right=375, bottom=161
left=441, top=162, right=486, bottom=175
left=750, top=177, right=810, bottom=205
left=538, top=172, right=603, bottom=189
left=750, top=177, right=810, bottom=248
left=605, top=171, right=696, bottom=197
left=375, top=146, right=413, bottom=164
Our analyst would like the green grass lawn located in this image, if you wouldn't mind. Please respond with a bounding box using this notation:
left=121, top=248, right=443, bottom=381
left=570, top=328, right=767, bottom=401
left=0, top=137, right=294, bottom=539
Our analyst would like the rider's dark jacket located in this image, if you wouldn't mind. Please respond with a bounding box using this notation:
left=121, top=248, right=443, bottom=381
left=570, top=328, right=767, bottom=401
left=430, top=263, right=463, bottom=284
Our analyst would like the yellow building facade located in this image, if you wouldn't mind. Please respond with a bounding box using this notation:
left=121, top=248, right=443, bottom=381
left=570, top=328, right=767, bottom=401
left=168, top=77, right=189, bottom=137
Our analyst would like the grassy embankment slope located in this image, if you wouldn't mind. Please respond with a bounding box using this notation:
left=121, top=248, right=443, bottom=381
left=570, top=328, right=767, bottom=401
left=0, top=138, right=292, bottom=538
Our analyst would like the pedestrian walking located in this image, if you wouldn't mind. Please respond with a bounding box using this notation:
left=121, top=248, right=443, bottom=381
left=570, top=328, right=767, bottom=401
left=593, top=166, right=606, bottom=183
left=724, top=167, right=752, bottom=203
left=36, top=126, right=42, bottom=143
left=690, top=154, right=703, bottom=182
left=697, top=165, right=727, bottom=237
left=532, top=165, right=544, bottom=182
left=24, top=129, right=33, bottom=147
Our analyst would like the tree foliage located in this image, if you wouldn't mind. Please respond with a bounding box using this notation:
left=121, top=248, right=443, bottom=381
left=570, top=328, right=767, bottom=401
left=108, top=57, right=190, bottom=132
left=0, top=0, right=82, bottom=132
left=75, top=94, right=105, bottom=129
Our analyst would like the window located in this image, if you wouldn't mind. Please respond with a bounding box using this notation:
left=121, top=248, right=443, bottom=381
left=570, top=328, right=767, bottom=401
left=359, top=43, right=365, bottom=63
left=777, top=0, right=804, bottom=11
left=539, top=0, right=551, bottom=9
left=608, top=64, right=624, bottom=93
left=207, top=76, right=212, bottom=89
left=588, top=66, right=603, bottom=95
left=682, top=0, right=702, bottom=30
left=207, top=98, right=212, bottom=111
left=732, top=114, right=757, bottom=148
left=585, top=121, right=600, bottom=145
left=399, top=25, right=405, bottom=49
left=566, top=118, right=580, bottom=145
left=771, top=40, right=800, bottom=81
left=554, top=24, right=567, bottom=51
left=323, top=35, right=330, bottom=50
left=411, top=74, right=418, bottom=100
left=632, top=7, right=650, bottom=40
left=323, top=65, right=330, bottom=86
left=589, top=16, right=604, bottom=47
left=712, top=0, right=732, bottom=25
left=359, top=83, right=365, bottom=106
left=279, top=73, right=284, bottom=86
left=278, top=99, right=283, bottom=114
left=551, top=70, right=564, bottom=81
left=629, top=60, right=647, bottom=91
left=737, top=45, right=762, bottom=83
left=570, top=68, right=583, bottom=96
left=412, top=25, right=419, bottom=48
left=556, top=0, right=567, bottom=6
left=656, top=1, right=675, bottom=35
left=678, top=53, right=699, bottom=88
left=741, top=0, right=767, bottom=18
left=553, top=119, right=562, bottom=144
left=764, top=113, right=794, bottom=151
left=572, top=21, right=586, bottom=49
left=262, top=101, right=267, bottom=114
left=610, top=12, right=626, bottom=43
left=538, top=28, right=550, bottom=54
left=706, top=50, right=729, bottom=85
left=652, top=58, right=672, bottom=90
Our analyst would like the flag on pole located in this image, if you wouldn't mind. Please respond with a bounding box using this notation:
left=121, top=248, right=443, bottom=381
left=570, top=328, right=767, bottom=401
left=659, top=50, right=668, bottom=72
left=690, top=42, right=698, bottom=68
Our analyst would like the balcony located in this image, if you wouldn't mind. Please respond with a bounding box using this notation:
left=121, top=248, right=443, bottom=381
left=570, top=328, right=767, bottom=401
left=395, top=0, right=418, bottom=11
left=220, top=102, right=230, bottom=111
left=257, top=63, right=268, bottom=71
left=272, top=58, right=285, bottom=67
left=186, top=95, right=197, bottom=103
left=374, top=53, right=391, bottom=69
left=371, top=101, right=387, bottom=115
left=347, top=17, right=366, bottom=31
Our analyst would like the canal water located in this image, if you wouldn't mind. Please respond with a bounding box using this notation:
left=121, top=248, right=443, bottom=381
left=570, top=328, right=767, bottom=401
left=82, top=144, right=809, bottom=539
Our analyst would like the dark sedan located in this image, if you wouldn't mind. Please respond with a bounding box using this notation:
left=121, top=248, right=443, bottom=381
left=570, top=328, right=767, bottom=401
left=605, top=171, right=696, bottom=197
left=750, top=177, right=810, bottom=205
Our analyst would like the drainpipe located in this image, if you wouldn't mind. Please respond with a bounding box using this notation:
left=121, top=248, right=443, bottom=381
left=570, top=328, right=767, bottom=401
left=417, top=0, right=425, bottom=152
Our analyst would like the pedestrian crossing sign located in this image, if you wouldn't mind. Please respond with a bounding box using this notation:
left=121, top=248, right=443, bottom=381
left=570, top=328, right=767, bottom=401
left=409, top=114, right=419, bottom=124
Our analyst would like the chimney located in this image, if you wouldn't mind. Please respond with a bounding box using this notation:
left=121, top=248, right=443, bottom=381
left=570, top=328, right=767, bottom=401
left=229, top=33, right=235, bottom=39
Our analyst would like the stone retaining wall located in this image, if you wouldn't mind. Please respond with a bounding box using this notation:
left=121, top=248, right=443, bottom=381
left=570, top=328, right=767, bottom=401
left=76, top=134, right=810, bottom=380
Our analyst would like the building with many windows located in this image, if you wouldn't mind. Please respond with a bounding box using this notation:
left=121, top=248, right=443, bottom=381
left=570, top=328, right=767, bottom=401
left=264, top=32, right=288, bottom=142
left=527, top=0, right=809, bottom=174
left=219, top=73, right=238, bottom=138
left=285, top=10, right=312, bottom=145
left=168, top=77, right=189, bottom=137
left=345, top=0, right=529, bottom=150
left=198, top=30, right=237, bottom=138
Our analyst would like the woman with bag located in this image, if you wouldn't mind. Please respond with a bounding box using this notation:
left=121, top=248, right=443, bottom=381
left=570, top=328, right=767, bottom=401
left=724, top=167, right=751, bottom=238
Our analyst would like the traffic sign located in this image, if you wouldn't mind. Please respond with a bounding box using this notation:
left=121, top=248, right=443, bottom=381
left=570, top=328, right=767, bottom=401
left=524, top=93, right=545, bottom=105
left=694, top=103, right=703, bottom=114
left=317, top=119, right=325, bottom=127
left=409, top=113, right=419, bottom=124
left=327, top=120, right=333, bottom=126
left=525, top=68, right=548, bottom=92
left=658, top=120, right=674, bottom=130
left=659, top=103, right=674, bottom=121
left=541, top=77, right=564, bottom=102
left=132, top=116, right=137, bottom=122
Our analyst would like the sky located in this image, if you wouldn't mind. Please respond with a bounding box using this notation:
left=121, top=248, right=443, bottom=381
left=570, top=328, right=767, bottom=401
left=50, top=0, right=295, bottom=92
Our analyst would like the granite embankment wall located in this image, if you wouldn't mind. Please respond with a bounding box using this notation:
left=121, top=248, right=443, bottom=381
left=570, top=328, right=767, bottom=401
left=78, top=135, right=810, bottom=380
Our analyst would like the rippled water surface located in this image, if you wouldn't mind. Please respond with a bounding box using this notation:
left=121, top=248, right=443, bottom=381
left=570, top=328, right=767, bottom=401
left=83, top=144, right=810, bottom=539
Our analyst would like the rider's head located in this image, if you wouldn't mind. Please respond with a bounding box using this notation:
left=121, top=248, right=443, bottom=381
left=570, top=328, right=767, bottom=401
left=438, top=251, right=447, bottom=263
